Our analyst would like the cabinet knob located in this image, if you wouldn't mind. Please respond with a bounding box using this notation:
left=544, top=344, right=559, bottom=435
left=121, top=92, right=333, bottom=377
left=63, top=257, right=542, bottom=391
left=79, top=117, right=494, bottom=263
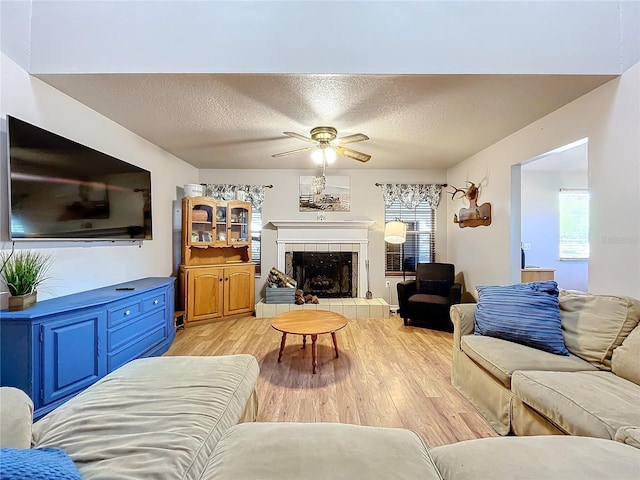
left=125, top=310, right=131, bottom=316
left=153, top=299, right=159, bottom=305
left=219, top=278, right=223, bottom=282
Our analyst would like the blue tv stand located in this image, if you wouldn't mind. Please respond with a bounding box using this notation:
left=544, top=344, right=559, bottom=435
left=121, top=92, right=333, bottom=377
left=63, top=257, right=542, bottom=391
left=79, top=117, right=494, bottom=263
left=0, top=277, right=175, bottom=419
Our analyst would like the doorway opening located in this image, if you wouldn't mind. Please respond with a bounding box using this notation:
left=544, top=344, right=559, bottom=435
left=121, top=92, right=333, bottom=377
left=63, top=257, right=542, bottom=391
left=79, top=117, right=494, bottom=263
left=514, top=138, right=589, bottom=290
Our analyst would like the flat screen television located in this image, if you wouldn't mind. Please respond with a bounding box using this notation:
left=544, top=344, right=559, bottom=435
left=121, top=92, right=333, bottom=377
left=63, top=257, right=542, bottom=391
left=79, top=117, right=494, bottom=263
left=7, top=115, right=152, bottom=240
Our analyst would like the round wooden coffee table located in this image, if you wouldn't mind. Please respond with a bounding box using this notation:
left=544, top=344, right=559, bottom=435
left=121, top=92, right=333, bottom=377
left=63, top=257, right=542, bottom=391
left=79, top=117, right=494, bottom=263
left=270, top=310, right=348, bottom=374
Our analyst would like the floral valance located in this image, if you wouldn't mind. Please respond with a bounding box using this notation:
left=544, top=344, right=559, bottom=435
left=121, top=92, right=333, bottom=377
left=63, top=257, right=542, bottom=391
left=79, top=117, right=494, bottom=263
left=202, top=184, right=266, bottom=211
left=381, top=183, right=443, bottom=209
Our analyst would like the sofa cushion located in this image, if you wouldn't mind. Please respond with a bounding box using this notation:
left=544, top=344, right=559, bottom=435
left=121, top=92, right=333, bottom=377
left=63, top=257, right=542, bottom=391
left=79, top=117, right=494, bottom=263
left=33, top=355, right=259, bottom=480
left=511, top=370, right=640, bottom=440
left=616, top=426, right=640, bottom=449
left=0, top=387, right=33, bottom=449
left=0, top=447, right=82, bottom=480
left=431, top=436, right=640, bottom=480
left=475, top=282, right=569, bottom=355
left=560, top=290, right=640, bottom=370
left=461, top=335, right=595, bottom=388
left=612, top=325, right=640, bottom=385
left=202, top=423, right=443, bottom=480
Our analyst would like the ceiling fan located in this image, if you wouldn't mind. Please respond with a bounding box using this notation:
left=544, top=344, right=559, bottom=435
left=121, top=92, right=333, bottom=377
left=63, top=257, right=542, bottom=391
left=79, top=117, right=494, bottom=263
left=271, top=126, right=371, bottom=163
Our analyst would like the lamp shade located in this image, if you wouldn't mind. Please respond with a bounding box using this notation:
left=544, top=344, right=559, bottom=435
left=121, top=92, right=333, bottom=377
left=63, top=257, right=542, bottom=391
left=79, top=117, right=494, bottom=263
left=384, top=221, right=406, bottom=244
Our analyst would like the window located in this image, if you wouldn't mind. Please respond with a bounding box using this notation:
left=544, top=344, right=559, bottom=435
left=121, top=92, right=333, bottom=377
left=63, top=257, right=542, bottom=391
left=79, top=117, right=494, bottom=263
left=559, top=189, right=589, bottom=260
left=251, top=208, right=262, bottom=275
left=385, top=201, right=436, bottom=274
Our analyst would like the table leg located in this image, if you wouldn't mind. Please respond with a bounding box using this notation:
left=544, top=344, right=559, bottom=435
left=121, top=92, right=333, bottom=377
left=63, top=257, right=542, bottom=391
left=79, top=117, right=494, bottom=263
left=278, top=333, right=287, bottom=363
left=311, top=334, right=318, bottom=374
left=331, top=331, right=339, bottom=358
left=302, top=335, right=306, bottom=349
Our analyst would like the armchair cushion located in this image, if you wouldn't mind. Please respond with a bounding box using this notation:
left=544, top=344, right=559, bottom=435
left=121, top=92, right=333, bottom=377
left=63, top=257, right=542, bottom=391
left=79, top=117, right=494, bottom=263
left=418, top=279, right=451, bottom=297
left=409, top=294, right=450, bottom=305
left=475, top=281, right=569, bottom=356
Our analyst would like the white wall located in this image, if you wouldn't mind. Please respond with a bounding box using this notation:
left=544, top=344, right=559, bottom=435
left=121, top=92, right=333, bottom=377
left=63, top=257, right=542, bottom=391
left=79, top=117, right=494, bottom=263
left=0, top=54, right=199, bottom=301
left=197, top=168, right=447, bottom=304
left=27, top=1, right=634, bottom=75
left=447, top=62, right=640, bottom=299
left=0, top=0, right=32, bottom=71
left=521, top=170, right=588, bottom=291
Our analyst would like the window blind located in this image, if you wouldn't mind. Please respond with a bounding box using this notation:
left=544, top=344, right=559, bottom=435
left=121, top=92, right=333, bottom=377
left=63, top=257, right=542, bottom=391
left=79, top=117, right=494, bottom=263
left=385, top=201, right=436, bottom=274
left=251, top=209, right=262, bottom=275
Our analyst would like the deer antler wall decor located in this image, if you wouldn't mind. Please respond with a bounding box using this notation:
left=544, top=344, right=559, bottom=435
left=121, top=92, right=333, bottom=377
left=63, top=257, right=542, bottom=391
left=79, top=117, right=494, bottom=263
left=449, top=181, right=492, bottom=228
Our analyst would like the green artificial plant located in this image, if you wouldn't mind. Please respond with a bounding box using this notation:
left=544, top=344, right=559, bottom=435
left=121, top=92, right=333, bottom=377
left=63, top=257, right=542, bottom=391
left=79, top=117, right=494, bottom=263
left=0, top=250, right=52, bottom=296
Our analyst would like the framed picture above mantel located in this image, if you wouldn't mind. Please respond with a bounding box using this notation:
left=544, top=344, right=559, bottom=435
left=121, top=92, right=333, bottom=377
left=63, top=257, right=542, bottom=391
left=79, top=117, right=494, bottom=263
left=299, top=175, right=350, bottom=212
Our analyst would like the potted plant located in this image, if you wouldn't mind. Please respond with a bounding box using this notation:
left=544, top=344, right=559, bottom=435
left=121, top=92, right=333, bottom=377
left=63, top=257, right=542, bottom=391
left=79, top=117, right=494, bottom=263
left=0, top=250, right=52, bottom=311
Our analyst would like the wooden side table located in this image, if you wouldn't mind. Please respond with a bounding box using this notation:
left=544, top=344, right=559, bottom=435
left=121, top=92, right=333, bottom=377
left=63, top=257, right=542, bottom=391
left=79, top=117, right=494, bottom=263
left=270, top=310, right=348, bottom=374
left=521, top=268, right=556, bottom=282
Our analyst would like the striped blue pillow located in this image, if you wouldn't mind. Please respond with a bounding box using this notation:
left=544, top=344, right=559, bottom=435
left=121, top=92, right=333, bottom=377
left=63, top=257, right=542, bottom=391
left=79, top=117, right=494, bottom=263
left=475, top=281, right=569, bottom=355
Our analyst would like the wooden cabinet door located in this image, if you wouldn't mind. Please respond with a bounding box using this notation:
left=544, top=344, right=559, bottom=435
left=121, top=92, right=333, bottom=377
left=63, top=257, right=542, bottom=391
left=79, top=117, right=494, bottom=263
left=41, top=310, right=106, bottom=407
left=224, top=264, right=255, bottom=316
left=187, top=267, right=224, bottom=321
left=183, top=197, right=215, bottom=246
left=227, top=201, right=251, bottom=246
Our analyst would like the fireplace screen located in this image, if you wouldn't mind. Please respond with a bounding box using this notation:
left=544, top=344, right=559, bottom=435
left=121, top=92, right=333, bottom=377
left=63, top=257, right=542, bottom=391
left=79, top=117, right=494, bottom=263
left=290, top=252, right=356, bottom=298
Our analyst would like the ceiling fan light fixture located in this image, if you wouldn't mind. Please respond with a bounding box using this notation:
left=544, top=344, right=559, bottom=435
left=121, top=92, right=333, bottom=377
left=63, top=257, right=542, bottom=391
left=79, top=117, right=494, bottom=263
left=274, top=126, right=371, bottom=163
left=311, top=148, right=324, bottom=165
left=311, top=145, right=337, bottom=165
left=324, top=146, right=337, bottom=164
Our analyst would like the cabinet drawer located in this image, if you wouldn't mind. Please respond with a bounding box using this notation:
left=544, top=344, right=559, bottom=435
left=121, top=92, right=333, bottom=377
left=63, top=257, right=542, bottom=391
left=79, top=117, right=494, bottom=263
left=107, top=325, right=167, bottom=371
left=107, top=300, right=142, bottom=328
left=107, top=310, right=165, bottom=352
left=142, top=290, right=166, bottom=312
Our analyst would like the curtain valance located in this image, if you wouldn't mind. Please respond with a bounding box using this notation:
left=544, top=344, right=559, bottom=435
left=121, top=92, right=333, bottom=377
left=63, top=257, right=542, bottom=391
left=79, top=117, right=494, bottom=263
left=381, top=183, right=443, bottom=209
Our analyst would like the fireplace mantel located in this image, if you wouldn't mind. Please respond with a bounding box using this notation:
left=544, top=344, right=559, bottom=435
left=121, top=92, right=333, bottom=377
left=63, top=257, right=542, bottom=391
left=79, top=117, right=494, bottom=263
left=271, top=219, right=374, bottom=298
left=270, top=220, right=374, bottom=229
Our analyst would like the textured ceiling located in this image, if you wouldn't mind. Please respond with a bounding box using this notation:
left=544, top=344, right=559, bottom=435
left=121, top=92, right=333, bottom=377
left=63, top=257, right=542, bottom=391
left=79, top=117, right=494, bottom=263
left=36, top=73, right=614, bottom=170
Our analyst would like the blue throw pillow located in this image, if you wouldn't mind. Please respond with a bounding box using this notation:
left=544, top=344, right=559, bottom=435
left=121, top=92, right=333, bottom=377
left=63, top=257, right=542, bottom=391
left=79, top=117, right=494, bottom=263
left=475, top=281, right=569, bottom=355
left=0, top=447, right=81, bottom=480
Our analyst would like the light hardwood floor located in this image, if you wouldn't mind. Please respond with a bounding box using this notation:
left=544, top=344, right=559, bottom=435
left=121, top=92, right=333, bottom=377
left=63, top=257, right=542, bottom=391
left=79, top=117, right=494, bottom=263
left=165, top=313, right=497, bottom=447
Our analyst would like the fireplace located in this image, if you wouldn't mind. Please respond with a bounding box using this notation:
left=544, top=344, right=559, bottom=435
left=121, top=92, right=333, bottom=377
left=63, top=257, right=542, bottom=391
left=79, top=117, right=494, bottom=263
left=289, top=252, right=357, bottom=298
left=271, top=220, right=374, bottom=298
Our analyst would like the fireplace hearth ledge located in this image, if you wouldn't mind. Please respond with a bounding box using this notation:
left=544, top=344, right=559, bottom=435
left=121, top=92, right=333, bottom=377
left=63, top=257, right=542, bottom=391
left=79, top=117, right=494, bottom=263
left=255, top=297, right=390, bottom=319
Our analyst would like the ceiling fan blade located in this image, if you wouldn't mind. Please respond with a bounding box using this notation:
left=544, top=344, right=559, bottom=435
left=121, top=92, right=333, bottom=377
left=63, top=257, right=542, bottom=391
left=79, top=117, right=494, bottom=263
left=333, top=133, right=369, bottom=145
left=283, top=131, right=317, bottom=144
left=336, top=146, right=371, bottom=163
left=271, top=146, right=316, bottom=157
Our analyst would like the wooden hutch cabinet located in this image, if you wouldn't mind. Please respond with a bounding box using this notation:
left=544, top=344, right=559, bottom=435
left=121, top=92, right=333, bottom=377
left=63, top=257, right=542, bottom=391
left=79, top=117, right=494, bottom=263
left=179, top=197, right=255, bottom=324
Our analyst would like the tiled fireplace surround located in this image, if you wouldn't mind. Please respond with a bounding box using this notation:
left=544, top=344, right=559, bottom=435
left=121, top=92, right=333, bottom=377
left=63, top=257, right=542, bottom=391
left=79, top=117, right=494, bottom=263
left=255, top=221, right=390, bottom=319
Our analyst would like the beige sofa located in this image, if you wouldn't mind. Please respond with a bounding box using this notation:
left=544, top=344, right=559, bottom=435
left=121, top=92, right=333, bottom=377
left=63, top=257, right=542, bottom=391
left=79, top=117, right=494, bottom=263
left=1, top=355, right=260, bottom=479
left=451, top=290, right=640, bottom=445
left=2, top=353, right=639, bottom=479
